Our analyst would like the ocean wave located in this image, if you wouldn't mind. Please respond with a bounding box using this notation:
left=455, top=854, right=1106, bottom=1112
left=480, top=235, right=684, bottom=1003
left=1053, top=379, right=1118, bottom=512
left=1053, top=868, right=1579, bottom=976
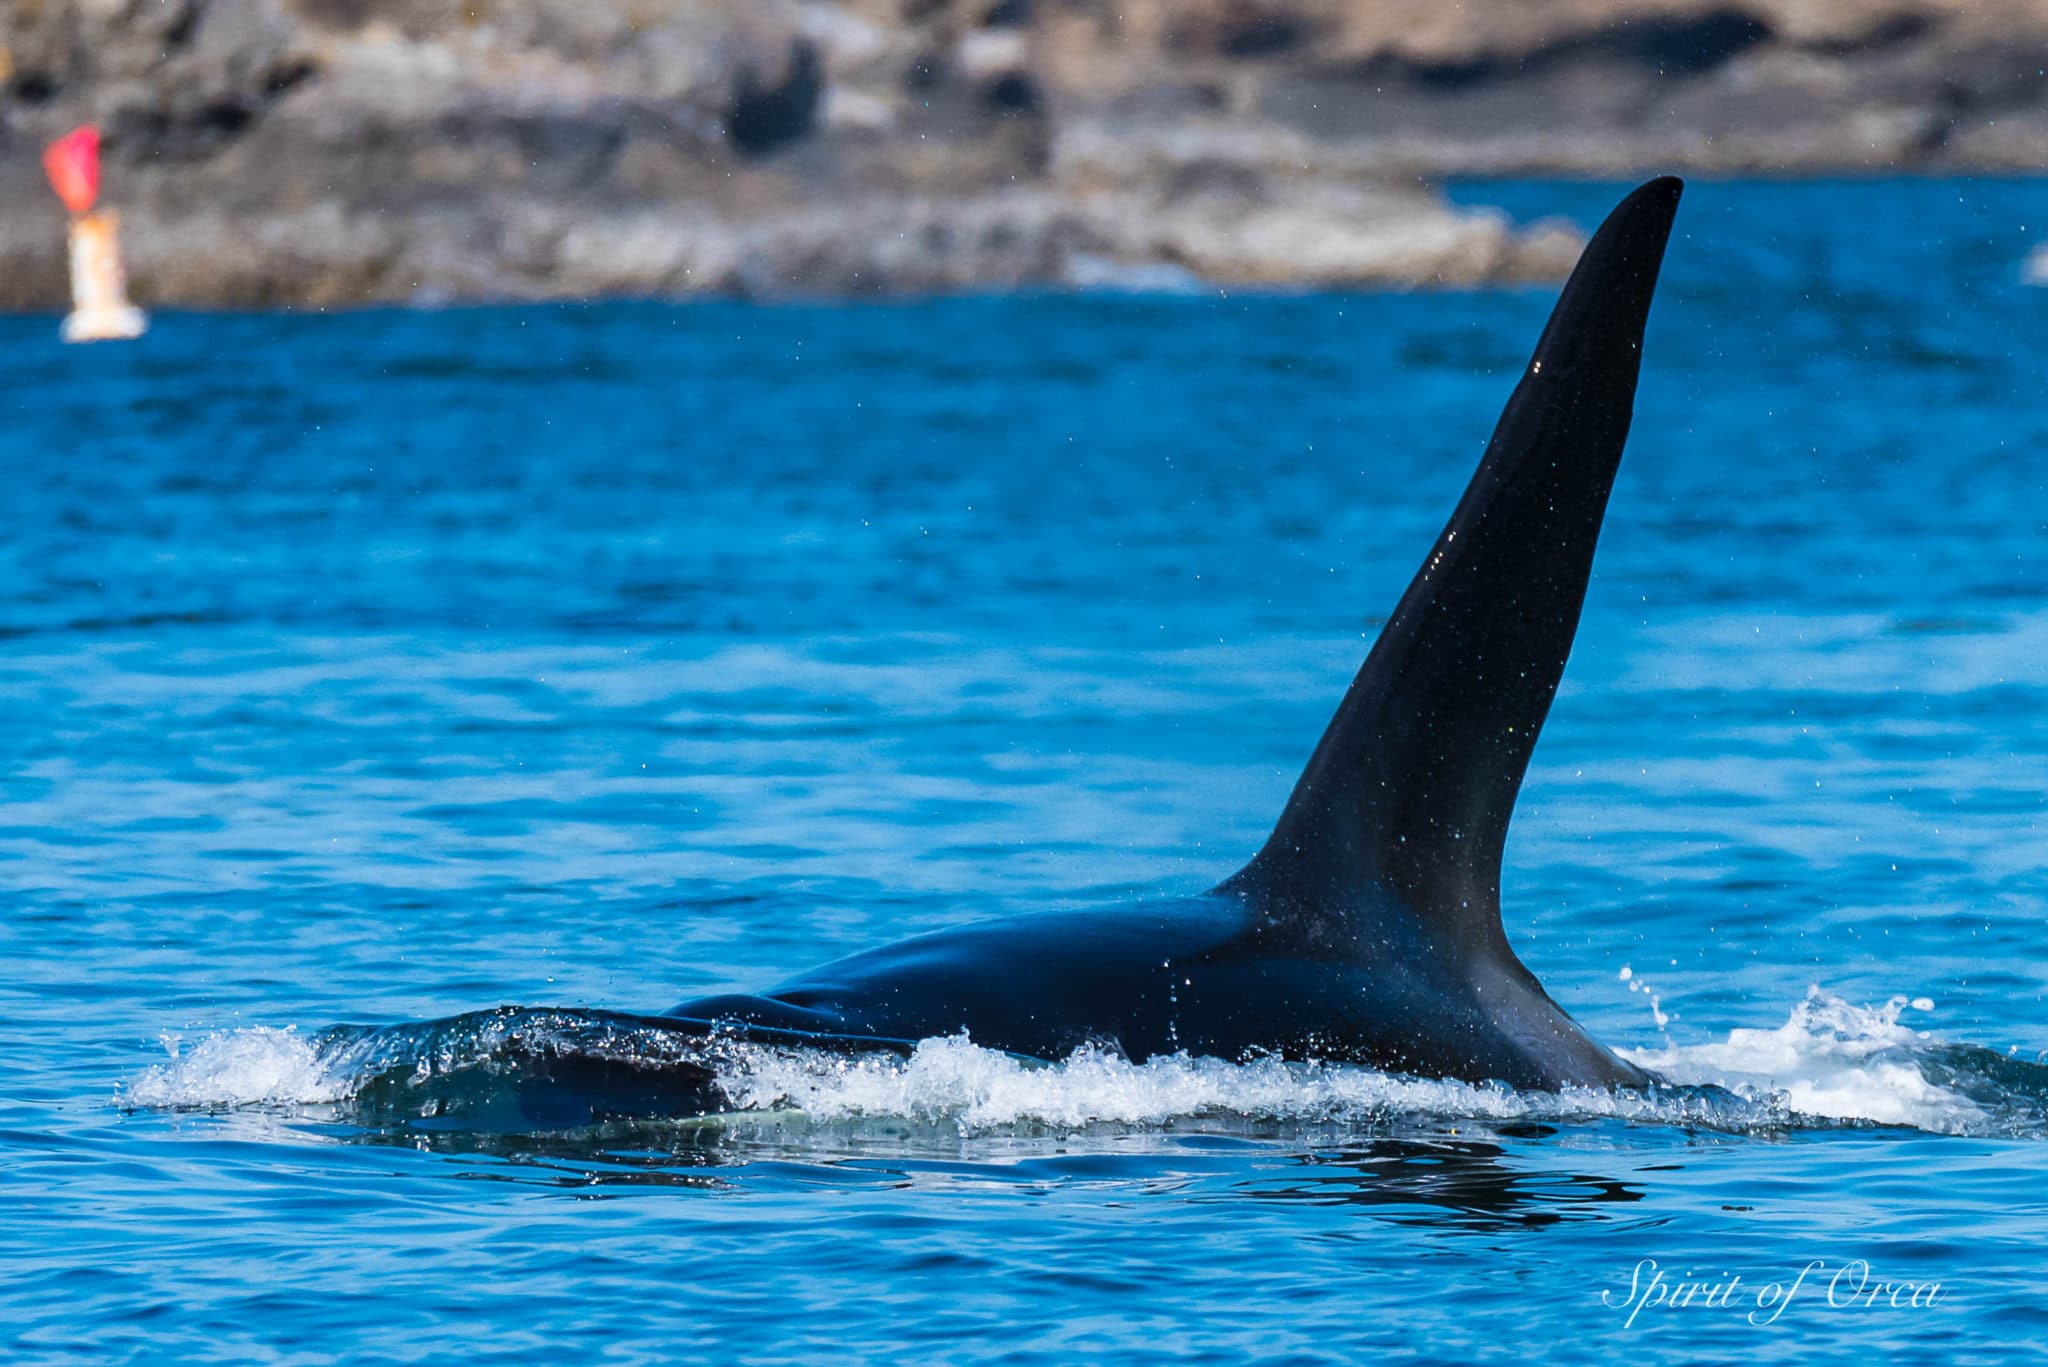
left=121, top=988, right=2048, bottom=1141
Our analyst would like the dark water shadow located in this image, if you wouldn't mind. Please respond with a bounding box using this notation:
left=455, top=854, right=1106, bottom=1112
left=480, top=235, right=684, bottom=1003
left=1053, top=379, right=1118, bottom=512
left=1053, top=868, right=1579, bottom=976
left=1218, top=1137, right=1646, bottom=1230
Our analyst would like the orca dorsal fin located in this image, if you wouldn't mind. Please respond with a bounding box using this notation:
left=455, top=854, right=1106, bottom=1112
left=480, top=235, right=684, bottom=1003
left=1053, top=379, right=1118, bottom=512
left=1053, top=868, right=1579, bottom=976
left=1227, top=177, right=1683, bottom=954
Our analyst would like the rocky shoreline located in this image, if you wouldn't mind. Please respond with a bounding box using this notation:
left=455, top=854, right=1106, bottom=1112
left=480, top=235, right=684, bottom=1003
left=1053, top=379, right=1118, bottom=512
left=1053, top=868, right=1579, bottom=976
left=2, top=0, right=2043, bottom=309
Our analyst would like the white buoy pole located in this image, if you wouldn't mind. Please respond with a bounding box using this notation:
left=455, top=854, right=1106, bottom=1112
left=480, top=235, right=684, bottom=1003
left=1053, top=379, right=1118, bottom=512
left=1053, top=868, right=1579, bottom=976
left=62, top=209, right=148, bottom=343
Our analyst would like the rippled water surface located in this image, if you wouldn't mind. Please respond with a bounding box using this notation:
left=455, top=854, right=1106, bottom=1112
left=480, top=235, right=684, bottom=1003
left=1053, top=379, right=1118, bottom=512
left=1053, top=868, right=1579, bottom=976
left=8, top=180, right=2048, bottom=1361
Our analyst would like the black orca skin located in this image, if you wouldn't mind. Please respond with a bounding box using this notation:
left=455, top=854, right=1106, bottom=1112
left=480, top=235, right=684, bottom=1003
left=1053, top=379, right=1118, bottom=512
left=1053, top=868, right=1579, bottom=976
left=664, top=177, right=1685, bottom=1091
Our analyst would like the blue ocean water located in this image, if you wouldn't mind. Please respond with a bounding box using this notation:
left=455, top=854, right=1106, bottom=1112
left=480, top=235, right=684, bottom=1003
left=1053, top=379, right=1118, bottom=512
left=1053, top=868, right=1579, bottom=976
left=5, top=178, right=2048, bottom=1361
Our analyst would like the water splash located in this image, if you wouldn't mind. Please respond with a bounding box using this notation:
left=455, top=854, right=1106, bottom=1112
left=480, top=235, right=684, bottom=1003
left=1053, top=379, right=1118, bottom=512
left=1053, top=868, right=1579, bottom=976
left=127, top=1026, right=345, bottom=1108
left=1621, top=985, right=2046, bottom=1137
left=122, top=989, right=2048, bottom=1141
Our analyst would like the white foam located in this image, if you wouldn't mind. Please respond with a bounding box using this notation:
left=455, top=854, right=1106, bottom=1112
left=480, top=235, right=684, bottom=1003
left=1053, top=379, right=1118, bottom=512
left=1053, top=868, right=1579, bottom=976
left=123, top=1026, right=346, bottom=1109
left=721, top=1034, right=1565, bottom=1130
left=1619, top=986, right=1981, bottom=1133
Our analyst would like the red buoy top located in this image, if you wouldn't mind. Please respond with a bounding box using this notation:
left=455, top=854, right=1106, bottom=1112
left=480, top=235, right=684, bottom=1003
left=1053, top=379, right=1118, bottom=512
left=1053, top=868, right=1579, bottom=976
left=44, top=125, right=101, bottom=215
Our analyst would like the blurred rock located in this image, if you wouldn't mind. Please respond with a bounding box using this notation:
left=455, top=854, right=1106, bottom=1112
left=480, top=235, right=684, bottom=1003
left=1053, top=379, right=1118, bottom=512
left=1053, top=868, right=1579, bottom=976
left=1, top=0, right=2042, bottom=307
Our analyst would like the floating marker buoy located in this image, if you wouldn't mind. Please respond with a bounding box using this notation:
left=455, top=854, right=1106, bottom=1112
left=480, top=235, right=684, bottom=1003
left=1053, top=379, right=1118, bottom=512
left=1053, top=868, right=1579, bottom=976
left=42, top=125, right=147, bottom=343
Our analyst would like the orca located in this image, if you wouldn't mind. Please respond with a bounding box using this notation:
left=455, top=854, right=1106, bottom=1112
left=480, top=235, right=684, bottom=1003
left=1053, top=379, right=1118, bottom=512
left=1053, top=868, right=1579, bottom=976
left=662, top=177, right=1685, bottom=1091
